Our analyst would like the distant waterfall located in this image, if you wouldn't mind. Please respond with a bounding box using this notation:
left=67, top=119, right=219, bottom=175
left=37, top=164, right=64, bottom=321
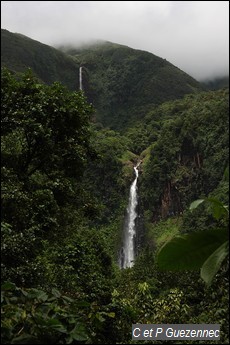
left=79, top=66, right=83, bottom=90
left=119, top=163, right=140, bottom=269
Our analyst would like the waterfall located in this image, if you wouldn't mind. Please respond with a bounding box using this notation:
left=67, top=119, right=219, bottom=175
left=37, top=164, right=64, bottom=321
left=79, top=66, right=83, bottom=90
left=120, top=163, right=140, bottom=269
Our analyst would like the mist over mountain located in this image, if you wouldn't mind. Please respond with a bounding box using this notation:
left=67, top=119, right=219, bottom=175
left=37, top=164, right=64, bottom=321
left=201, top=76, right=229, bottom=91
left=1, top=29, right=79, bottom=90
left=1, top=29, right=206, bottom=130
left=2, top=1, right=228, bottom=81
left=63, top=41, right=208, bottom=130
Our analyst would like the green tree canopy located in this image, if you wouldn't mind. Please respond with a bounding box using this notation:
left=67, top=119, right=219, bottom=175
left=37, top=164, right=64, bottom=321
left=1, top=68, right=93, bottom=284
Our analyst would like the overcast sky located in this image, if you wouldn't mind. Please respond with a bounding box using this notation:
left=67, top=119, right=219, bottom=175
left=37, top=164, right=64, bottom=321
left=1, top=1, right=229, bottom=80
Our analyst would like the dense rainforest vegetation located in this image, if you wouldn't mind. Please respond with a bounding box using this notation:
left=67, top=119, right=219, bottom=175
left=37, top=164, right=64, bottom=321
left=1, top=29, right=229, bottom=345
left=1, top=29, right=205, bottom=131
left=62, top=41, right=204, bottom=130
left=1, top=67, right=229, bottom=344
left=1, top=29, right=79, bottom=90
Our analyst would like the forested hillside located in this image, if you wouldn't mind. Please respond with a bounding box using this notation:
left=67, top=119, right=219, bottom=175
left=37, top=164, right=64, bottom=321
left=1, top=31, right=229, bottom=344
left=61, top=41, right=205, bottom=130
left=1, top=29, right=205, bottom=130
left=1, top=29, right=79, bottom=90
left=136, top=89, right=229, bottom=217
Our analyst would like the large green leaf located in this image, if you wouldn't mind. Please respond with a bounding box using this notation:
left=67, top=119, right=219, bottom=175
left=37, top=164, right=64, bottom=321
left=157, top=228, right=228, bottom=271
left=189, top=199, right=205, bottom=211
left=189, top=197, right=228, bottom=220
left=68, top=324, right=88, bottom=342
left=205, top=197, right=229, bottom=219
left=201, top=241, right=229, bottom=286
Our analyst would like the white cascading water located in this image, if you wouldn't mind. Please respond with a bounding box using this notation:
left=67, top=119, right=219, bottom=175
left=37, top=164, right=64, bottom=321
left=120, top=163, right=140, bottom=268
left=79, top=66, right=83, bottom=90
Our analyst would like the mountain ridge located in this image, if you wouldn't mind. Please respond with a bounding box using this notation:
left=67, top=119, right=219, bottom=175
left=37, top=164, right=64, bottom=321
left=71, top=42, right=205, bottom=129
left=1, top=28, right=205, bottom=130
left=1, top=29, right=79, bottom=90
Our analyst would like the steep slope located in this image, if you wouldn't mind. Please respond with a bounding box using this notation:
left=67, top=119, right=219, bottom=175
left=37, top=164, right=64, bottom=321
left=1, top=30, right=205, bottom=130
left=1, top=29, right=79, bottom=90
left=138, top=88, right=229, bottom=220
left=60, top=41, right=205, bottom=130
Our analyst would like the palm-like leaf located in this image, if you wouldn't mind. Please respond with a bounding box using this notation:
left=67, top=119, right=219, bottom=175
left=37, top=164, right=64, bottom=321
left=157, top=228, right=228, bottom=271
left=201, top=241, right=229, bottom=286
left=157, top=194, right=228, bottom=285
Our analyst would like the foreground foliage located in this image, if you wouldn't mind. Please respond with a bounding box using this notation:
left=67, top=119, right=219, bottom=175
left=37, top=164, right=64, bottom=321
left=1, top=69, right=229, bottom=343
left=1, top=67, right=93, bottom=285
left=157, top=196, right=229, bottom=285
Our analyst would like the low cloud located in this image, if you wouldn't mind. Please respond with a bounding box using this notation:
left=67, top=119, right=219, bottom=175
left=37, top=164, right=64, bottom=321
left=1, top=1, right=229, bottom=80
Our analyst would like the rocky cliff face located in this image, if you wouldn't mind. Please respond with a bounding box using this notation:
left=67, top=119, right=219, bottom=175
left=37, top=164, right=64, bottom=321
left=158, top=151, right=204, bottom=220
